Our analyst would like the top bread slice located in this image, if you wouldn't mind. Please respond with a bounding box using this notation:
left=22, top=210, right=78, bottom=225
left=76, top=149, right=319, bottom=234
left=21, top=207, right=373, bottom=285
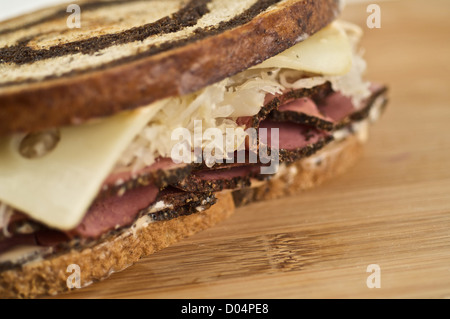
left=0, top=0, right=340, bottom=136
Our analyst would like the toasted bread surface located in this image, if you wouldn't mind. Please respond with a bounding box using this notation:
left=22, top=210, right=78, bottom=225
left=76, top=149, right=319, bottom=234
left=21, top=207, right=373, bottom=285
left=0, top=0, right=340, bottom=135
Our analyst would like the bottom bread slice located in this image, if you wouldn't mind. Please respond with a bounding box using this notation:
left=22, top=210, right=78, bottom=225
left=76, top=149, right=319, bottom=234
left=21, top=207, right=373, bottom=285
left=0, top=135, right=363, bottom=299
left=0, top=193, right=235, bottom=299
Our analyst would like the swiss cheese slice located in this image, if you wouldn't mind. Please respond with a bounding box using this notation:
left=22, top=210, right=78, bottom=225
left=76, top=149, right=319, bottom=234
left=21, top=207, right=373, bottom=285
left=0, top=103, right=163, bottom=230
left=252, top=22, right=353, bottom=75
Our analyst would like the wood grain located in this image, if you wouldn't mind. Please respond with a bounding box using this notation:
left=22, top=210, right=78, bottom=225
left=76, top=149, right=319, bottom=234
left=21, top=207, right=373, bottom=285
left=59, top=0, right=450, bottom=299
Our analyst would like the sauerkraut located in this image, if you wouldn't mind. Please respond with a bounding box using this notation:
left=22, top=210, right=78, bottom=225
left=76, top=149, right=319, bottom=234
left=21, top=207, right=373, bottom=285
left=114, top=21, right=371, bottom=173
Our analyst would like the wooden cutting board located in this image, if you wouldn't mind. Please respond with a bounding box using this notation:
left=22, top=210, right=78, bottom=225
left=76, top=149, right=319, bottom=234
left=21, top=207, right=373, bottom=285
left=61, top=0, right=450, bottom=299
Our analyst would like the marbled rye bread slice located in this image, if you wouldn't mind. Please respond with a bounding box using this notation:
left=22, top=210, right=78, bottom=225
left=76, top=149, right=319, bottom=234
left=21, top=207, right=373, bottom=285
left=0, top=0, right=340, bottom=135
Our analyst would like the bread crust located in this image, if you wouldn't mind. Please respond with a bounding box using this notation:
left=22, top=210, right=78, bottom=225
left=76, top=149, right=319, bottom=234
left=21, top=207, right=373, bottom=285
left=0, top=0, right=340, bottom=135
left=0, top=134, right=363, bottom=299
left=0, top=192, right=235, bottom=299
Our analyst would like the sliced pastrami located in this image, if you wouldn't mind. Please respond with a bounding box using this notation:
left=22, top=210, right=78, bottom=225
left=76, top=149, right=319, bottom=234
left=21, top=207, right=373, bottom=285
left=0, top=190, right=220, bottom=271
left=144, top=189, right=217, bottom=222
left=258, top=119, right=333, bottom=162
left=175, top=165, right=261, bottom=192
left=271, top=97, right=334, bottom=131
left=35, top=230, right=70, bottom=247
left=270, top=84, right=388, bottom=131
left=318, top=84, right=388, bottom=127
left=176, top=119, right=333, bottom=192
left=0, top=188, right=218, bottom=260
left=66, top=183, right=160, bottom=239
left=347, top=83, right=389, bottom=123
left=0, top=213, right=71, bottom=251
left=317, top=92, right=355, bottom=125
left=176, top=125, right=334, bottom=190
left=101, top=157, right=192, bottom=198
left=237, top=82, right=332, bottom=129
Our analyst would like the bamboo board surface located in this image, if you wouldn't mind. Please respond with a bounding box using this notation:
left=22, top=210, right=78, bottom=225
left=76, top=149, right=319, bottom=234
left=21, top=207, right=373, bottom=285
left=61, top=0, right=450, bottom=299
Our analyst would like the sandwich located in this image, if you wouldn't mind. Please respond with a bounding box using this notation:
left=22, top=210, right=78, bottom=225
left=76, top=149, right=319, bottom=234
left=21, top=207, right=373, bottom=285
left=0, top=0, right=388, bottom=298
